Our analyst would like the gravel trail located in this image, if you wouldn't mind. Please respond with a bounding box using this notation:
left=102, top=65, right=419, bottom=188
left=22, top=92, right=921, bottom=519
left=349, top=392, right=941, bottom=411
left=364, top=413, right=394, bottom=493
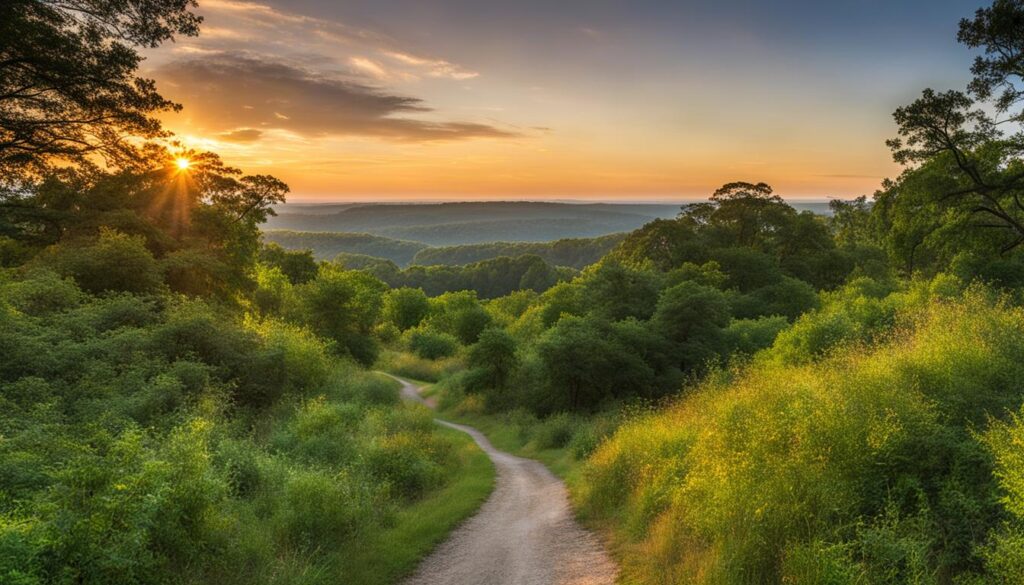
left=385, top=374, right=618, bottom=585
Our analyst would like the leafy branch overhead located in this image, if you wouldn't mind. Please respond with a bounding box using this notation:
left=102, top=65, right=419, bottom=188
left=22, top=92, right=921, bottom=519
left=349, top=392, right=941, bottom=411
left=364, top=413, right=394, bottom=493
left=0, top=0, right=202, bottom=180
left=886, top=0, right=1024, bottom=253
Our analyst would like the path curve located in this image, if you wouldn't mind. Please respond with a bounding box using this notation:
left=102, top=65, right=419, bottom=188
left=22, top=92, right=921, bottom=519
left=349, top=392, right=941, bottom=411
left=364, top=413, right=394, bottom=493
left=383, top=374, right=618, bottom=585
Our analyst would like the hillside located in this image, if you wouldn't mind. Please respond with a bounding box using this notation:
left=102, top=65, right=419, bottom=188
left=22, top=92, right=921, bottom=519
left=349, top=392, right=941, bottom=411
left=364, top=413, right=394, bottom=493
left=262, top=230, right=428, bottom=265
left=264, top=202, right=682, bottom=245
left=409, top=234, right=627, bottom=269
left=262, top=229, right=627, bottom=270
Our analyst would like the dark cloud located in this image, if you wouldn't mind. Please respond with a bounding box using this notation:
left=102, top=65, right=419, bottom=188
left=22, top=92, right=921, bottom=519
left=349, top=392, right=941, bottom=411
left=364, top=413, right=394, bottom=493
left=218, top=128, right=263, bottom=142
left=156, top=54, right=516, bottom=141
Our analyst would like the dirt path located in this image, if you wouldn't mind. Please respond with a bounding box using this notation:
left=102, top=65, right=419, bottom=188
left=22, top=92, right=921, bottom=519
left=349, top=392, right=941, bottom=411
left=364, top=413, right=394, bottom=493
left=384, top=374, right=618, bottom=585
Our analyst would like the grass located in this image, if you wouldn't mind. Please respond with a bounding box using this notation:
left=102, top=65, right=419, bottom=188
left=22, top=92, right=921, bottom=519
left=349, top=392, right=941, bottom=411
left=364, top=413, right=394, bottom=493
left=340, top=424, right=495, bottom=585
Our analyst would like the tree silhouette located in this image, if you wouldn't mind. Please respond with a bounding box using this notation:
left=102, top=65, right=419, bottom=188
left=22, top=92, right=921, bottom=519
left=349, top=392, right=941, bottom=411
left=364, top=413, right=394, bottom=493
left=0, top=0, right=201, bottom=183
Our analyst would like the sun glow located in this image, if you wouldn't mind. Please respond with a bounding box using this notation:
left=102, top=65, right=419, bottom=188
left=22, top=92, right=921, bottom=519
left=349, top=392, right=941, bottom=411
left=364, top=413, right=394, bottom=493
left=175, top=157, right=191, bottom=171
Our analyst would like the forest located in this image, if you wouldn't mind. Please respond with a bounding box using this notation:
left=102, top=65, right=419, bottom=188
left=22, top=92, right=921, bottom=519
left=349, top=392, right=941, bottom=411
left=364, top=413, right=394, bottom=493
left=5, top=0, right=1024, bottom=584
left=263, top=229, right=625, bottom=270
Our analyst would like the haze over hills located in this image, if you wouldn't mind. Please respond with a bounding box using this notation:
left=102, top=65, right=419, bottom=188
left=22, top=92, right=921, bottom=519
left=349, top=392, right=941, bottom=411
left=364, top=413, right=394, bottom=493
left=265, top=201, right=834, bottom=246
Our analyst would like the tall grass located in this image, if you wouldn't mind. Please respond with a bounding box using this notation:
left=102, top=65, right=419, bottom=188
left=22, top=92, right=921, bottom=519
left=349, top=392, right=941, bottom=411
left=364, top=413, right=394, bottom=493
left=579, top=286, right=1024, bottom=583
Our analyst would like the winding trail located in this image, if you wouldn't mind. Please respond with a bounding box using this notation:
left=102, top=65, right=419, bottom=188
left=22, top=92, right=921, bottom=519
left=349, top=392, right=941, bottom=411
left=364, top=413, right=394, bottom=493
left=384, top=374, right=618, bottom=585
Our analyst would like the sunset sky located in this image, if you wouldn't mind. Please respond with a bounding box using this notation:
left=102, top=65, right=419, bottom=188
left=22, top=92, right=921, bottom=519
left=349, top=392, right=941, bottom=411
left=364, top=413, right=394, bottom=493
left=144, top=0, right=982, bottom=202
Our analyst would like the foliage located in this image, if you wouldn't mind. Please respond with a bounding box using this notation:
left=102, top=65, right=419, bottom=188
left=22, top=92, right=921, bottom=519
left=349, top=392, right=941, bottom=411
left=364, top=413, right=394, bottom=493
left=378, top=254, right=576, bottom=299
left=411, top=233, right=627, bottom=269
left=261, top=230, right=427, bottom=265
left=580, top=287, right=1024, bottom=584
left=383, top=287, right=431, bottom=331
left=0, top=0, right=201, bottom=181
left=287, top=264, right=386, bottom=366
left=405, top=328, right=460, bottom=360
left=258, top=242, right=318, bottom=284
left=0, top=269, right=478, bottom=584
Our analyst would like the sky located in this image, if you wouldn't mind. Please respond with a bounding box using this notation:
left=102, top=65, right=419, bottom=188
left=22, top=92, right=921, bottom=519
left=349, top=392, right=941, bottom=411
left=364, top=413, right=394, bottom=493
left=143, top=0, right=986, bottom=202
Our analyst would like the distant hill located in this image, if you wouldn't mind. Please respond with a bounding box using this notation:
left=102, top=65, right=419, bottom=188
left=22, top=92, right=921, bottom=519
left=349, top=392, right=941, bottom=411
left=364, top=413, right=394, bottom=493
left=265, top=201, right=834, bottom=246
left=262, top=201, right=836, bottom=265
left=262, top=230, right=427, bottom=265
left=264, top=202, right=682, bottom=245
left=411, top=233, right=627, bottom=269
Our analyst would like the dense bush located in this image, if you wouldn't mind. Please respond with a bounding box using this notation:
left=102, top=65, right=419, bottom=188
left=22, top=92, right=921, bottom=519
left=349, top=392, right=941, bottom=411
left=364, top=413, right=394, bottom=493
left=406, top=328, right=459, bottom=360
left=0, top=271, right=471, bottom=585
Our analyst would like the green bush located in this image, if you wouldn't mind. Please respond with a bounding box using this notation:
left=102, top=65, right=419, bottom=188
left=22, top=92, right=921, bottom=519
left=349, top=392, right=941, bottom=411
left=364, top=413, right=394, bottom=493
left=34, top=229, right=163, bottom=294
left=406, top=328, right=459, bottom=360
left=532, top=413, right=580, bottom=449
left=363, top=432, right=446, bottom=500
left=280, top=469, right=378, bottom=549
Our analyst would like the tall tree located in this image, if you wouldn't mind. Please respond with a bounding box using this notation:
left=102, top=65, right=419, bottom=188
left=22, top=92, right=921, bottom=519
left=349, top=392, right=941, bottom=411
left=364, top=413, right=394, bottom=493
left=886, top=1, right=1024, bottom=254
left=0, top=0, right=201, bottom=183
left=681, top=181, right=796, bottom=250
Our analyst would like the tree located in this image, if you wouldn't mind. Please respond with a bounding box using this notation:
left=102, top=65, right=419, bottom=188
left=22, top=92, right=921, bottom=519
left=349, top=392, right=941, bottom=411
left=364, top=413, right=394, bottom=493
left=534, top=316, right=655, bottom=412
left=383, top=287, right=430, bottom=331
left=467, top=328, right=518, bottom=391
left=259, top=243, right=318, bottom=285
left=682, top=181, right=796, bottom=250
left=1, top=147, right=288, bottom=297
left=651, top=281, right=731, bottom=371
left=33, top=227, right=162, bottom=293
left=959, top=0, right=1024, bottom=122
left=885, top=0, right=1024, bottom=255
left=610, top=218, right=704, bottom=271
left=289, top=266, right=386, bottom=366
left=829, top=196, right=876, bottom=246
left=578, top=259, right=661, bottom=321
left=0, top=0, right=202, bottom=182
left=406, top=328, right=458, bottom=360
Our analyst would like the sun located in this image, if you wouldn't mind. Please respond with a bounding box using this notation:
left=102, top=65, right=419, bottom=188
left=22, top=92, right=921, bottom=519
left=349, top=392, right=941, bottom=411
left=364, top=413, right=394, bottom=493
left=175, top=157, right=191, bottom=171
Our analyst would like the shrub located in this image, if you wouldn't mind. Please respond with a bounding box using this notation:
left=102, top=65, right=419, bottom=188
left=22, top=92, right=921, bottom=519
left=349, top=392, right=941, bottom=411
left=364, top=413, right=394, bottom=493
left=363, top=432, right=446, bottom=500
left=383, top=287, right=430, bottom=331
left=272, top=397, right=360, bottom=466
left=279, top=469, right=378, bottom=549
left=34, top=229, right=163, bottom=294
left=532, top=413, right=580, bottom=449
left=406, top=328, right=459, bottom=360
left=723, top=315, right=789, bottom=356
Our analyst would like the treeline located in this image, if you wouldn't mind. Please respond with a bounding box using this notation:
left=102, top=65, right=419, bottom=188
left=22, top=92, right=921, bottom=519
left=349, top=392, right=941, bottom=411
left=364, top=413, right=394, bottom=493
left=416, top=181, right=870, bottom=414
left=263, top=229, right=627, bottom=270
left=335, top=253, right=577, bottom=299
left=264, top=201, right=680, bottom=245
left=262, top=230, right=427, bottom=265
left=409, top=233, right=626, bottom=269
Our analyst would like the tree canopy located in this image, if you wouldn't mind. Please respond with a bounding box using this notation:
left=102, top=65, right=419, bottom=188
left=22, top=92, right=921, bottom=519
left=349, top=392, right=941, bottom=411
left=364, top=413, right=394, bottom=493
left=0, top=0, right=202, bottom=182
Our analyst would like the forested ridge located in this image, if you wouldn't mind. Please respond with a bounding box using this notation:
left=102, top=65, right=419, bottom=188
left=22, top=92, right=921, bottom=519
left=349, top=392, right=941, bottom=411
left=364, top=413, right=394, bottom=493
left=6, top=0, right=1024, bottom=584
left=263, top=229, right=626, bottom=270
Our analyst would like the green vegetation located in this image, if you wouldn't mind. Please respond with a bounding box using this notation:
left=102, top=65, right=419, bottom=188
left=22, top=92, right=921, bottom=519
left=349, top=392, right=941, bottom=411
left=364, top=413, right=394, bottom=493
left=580, top=280, right=1017, bottom=583
left=262, top=230, right=427, bottom=265
left=0, top=3, right=492, bottom=582
left=334, top=425, right=494, bottom=585
left=400, top=5, right=1024, bottom=584
left=263, top=230, right=626, bottom=271
left=0, top=269, right=491, bottom=584
left=356, top=254, right=578, bottom=299
left=263, top=202, right=683, bottom=245
left=408, top=233, right=627, bottom=269
left=9, top=1, right=1024, bottom=584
